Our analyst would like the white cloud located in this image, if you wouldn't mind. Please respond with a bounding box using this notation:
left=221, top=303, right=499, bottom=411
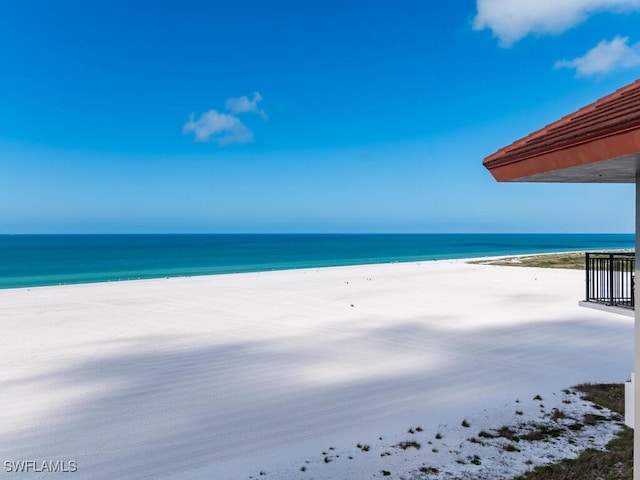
left=183, top=92, right=267, bottom=146
left=182, top=110, right=254, bottom=146
left=473, top=0, right=640, bottom=47
left=555, top=36, right=640, bottom=76
left=225, top=91, right=268, bottom=120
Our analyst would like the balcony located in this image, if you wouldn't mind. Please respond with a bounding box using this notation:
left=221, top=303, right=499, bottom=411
left=579, top=252, right=635, bottom=316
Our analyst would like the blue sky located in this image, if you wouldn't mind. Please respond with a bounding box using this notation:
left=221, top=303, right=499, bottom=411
left=1, top=0, right=639, bottom=233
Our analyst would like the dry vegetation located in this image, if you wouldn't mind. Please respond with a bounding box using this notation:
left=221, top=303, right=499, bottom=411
left=469, top=252, right=588, bottom=270
left=511, top=385, right=631, bottom=480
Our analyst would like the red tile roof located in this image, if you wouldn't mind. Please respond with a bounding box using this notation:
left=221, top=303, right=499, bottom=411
left=483, top=79, right=640, bottom=182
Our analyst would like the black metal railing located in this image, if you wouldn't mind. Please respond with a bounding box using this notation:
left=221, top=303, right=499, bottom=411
left=585, top=252, right=635, bottom=310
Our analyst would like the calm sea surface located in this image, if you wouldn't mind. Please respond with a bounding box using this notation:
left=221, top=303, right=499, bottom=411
left=0, top=234, right=634, bottom=289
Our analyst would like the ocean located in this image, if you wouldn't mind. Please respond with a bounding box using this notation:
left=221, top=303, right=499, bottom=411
left=0, top=233, right=634, bottom=289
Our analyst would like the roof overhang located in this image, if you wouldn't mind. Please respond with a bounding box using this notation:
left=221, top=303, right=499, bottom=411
left=483, top=79, right=640, bottom=183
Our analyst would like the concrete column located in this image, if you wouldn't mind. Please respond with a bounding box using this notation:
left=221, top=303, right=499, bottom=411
left=633, top=172, right=640, bottom=480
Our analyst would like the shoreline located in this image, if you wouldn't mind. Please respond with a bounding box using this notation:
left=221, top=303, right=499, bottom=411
left=0, top=233, right=633, bottom=291
left=2, top=247, right=633, bottom=292
left=0, top=257, right=632, bottom=479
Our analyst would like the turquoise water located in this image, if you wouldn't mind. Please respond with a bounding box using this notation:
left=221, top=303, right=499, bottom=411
left=0, top=234, right=634, bottom=289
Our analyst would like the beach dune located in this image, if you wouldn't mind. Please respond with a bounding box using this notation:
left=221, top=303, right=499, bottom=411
left=0, top=260, right=632, bottom=479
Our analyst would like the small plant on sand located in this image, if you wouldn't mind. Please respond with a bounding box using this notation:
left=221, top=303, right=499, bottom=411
left=461, top=419, right=470, bottom=428
left=419, top=466, right=439, bottom=474
left=497, top=426, right=519, bottom=441
left=470, top=455, right=482, bottom=465
left=520, top=424, right=564, bottom=441
left=584, top=413, right=607, bottom=425
left=504, top=443, right=521, bottom=453
left=550, top=408, right=565, bottom=421
left=396, top=440, right=421, bottom=450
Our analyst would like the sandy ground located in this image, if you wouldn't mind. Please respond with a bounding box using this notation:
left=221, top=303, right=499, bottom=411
left=0, top=260, right=633, bottom=479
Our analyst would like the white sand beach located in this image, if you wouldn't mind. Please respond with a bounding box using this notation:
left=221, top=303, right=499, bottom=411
left=0, top=260, right=633, bottom=479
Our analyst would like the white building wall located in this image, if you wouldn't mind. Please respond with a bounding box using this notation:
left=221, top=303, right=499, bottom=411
left=626, top=373, right=634, bottom=428
left=634, top=174, right=639, bottom=480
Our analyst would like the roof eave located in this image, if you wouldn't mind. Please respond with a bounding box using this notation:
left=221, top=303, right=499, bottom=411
left=484, top=128, right=640, bottom=183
